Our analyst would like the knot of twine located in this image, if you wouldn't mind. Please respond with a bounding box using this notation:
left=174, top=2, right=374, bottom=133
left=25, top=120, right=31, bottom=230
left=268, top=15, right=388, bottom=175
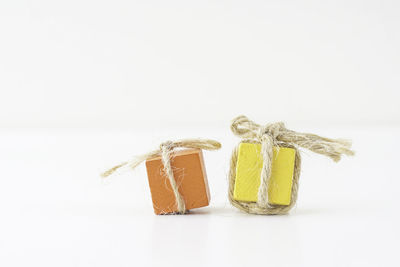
left=101, top=139, right=221, bottom=214
left=230, top=115, right=354, bottom=211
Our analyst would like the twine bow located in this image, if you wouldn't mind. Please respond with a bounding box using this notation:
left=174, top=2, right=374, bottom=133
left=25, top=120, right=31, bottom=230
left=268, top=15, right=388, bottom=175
left=231, top=115, right=354, bottom=208
left=101, top=139, right=221, bottom=214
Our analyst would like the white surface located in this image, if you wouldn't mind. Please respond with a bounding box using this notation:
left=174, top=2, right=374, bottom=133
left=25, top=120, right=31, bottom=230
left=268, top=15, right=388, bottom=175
left=1, top=0, right=400, bottom=127
left=1, top=126, right=399, bottom=267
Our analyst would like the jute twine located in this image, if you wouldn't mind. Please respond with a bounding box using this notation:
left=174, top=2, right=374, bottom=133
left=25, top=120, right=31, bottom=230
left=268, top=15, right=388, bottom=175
left=229, top=115, right=354, bottom=215
left=101, top=139, right=221, bottom=214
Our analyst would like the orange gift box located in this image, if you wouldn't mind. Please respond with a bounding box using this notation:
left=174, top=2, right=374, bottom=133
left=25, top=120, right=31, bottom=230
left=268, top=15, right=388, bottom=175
left=145, top=148, right=210, bottom=214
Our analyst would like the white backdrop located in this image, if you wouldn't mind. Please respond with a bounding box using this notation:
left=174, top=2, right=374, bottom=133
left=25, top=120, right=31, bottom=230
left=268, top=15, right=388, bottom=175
left=1, top=0, right=399, bottom=128
left=1, top=1, right=400, bottom=267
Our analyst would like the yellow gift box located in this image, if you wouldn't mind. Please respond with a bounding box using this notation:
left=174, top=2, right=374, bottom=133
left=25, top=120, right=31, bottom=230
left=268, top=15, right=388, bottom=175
left=233, top=143, right=296, bottom=205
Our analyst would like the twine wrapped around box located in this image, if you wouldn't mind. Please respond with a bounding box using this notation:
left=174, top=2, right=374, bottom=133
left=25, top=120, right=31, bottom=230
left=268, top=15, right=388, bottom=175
left=101, top=139, right=221, bottom=214
left=229, top=115, right=354, bottom=215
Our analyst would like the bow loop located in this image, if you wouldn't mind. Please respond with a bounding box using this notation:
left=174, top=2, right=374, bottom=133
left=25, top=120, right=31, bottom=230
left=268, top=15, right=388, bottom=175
left=231, top=115, right=354, bottom=160
left=231, top=115, right=261, bottom=139
left=173, top=139, right=221, bottom=151
left=102, top=138, right=221, bottom=178
left=231, top=115, right=286, bottom=143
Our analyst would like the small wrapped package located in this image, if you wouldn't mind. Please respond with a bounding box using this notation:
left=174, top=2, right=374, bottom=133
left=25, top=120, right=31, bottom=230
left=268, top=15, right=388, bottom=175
left=146, top=148, right=210, bottom=214
left=229, top=115, right=353, bottom=215
left=102, top=139, right=221, bottom=215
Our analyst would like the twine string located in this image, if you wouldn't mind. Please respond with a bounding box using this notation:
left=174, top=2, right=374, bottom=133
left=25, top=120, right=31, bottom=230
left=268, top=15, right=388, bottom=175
left=101, top=139, right=221, bottom=214
left=160, top=141, right=186, bottom=213
left=231, top=115, right=354, bottom=210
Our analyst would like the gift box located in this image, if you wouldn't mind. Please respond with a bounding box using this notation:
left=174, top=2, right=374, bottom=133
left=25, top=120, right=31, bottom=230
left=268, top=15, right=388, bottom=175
left=145, top=148, right=210, bottom=214
left=233, top=143, right=296, bottom=206
left=229, top=115, right=353, bottom=215
left=102, top=138, right=220, bottom=215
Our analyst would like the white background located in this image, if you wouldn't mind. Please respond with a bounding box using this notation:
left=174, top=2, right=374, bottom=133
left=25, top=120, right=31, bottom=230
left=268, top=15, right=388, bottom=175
left=1, top=1, right=399, bottom=267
